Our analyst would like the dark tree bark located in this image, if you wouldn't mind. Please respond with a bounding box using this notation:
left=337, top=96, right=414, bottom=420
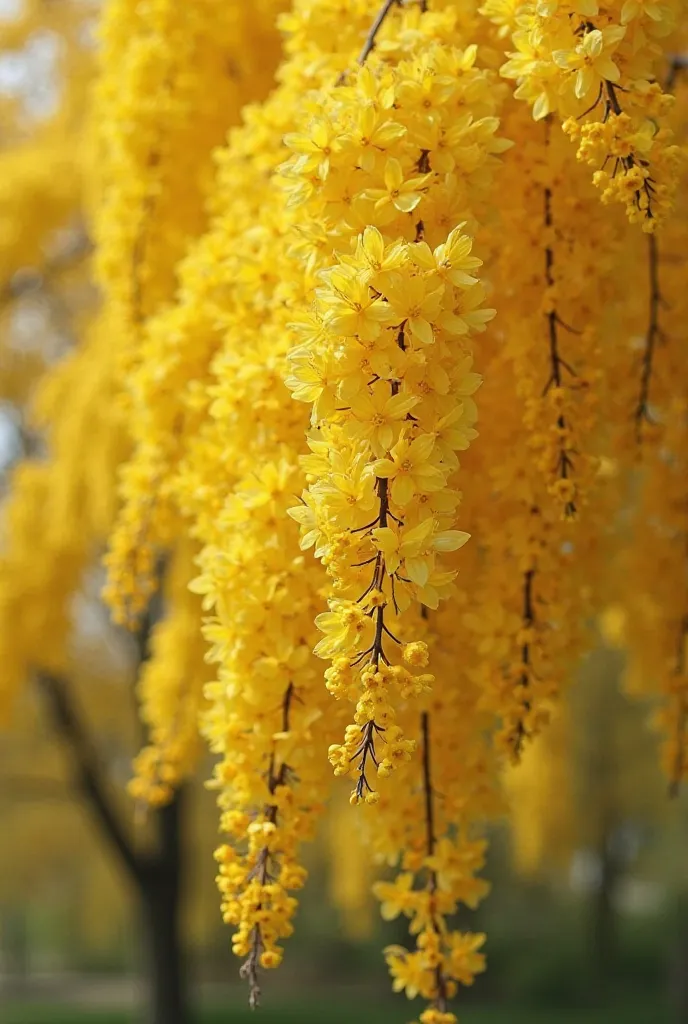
left=139, top=794, right=189, bottom=1024
left=37, top=673, right=190, bottom=1024
left=38, top=674, right=142, bottom=878
left=589, top=830, right=620, bottom=1002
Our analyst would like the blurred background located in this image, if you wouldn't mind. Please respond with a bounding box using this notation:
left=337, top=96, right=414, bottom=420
left=5, top=637, right=688, bottom=1023
left=0, top=1, right=686, bottom=1023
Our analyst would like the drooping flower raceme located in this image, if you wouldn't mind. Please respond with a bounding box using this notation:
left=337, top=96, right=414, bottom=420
left=283, top=43, right=506, bottom=807
left=499, top=0, right=683, bottom=229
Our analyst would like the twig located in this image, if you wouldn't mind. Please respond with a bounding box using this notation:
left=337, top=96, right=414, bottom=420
left=421, top=712, right=449, bottom=1014
left=666, top=54, right=688, bottom=92
left=356, top=0, right=399, bottom=66
left=634, top=233, right=661, bottom=441
left=543, top=184, right=577, bottom=519
left=37, top=673, right=142, bottom=881
left=241, top=682, right=295, bottom=1008
left=512, top=566, right=535, bottom=758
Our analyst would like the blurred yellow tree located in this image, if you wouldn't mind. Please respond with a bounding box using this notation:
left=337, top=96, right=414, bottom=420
left=0, top=3, right=284, bottom=1023
left=507, top=637, right=668, bottom=994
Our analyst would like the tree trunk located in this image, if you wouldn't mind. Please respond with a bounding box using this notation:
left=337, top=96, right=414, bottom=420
left=37, top=672, right=191, bottom=1024
left=141, top=876, right=189, bottom=1024
left=589, top=832, right=619, bottom=1002
left=139, top=792, right=189, bottom=1024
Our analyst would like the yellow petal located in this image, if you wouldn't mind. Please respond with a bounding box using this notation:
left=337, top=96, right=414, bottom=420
left=409, top=316, right=434, bottom=345
left=391, top=473, right=415, bottom=505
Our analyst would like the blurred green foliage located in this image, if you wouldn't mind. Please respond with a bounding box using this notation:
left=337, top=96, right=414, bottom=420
left=2, top=1000, right=673, bottom=1024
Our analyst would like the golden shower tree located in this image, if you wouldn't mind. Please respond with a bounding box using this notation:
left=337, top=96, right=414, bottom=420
left=0, top=1, right=687, bottom=1023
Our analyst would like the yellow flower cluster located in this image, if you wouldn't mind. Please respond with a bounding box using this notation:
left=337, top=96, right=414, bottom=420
left=283, top=35, right=506, bottom=808
left=0, top=144, right=78, bottom=292
left=191, top=454, right=333, bottom=999
left=108, top=3, right=506, bottom=1016
left=97, top=0, right=286, bottom=625
left=0, top=316, right=128, bottom=718
left=499, top=0, right=683, bottom=228
left=457, top=102, right=629, bottom=759
left=128, top=542, right=212, bottom=807
left=272, top=22, right=510, bottom=1014
left=5, top=0, right=683, bottom=1021
left=146, top=14, right=339, bottom=995
left=90, top=0, right=687, bottom=1018
left=619, top=74, right=688, bottom=792
left=369, top=636, right=501, bottom=1018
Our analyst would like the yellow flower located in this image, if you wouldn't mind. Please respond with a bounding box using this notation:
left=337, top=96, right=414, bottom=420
left=345, top=225, right=407, bottom=278
left=366, top=157, right=432, bottom=214
left=419, top=1008, right=458, bottom=1024
left=382, top=274, right=444, bottom=345
left=285, top=347, right=340, bottom=421
left=373, top=872, right=418, bottom=920
left=342, top=109, right=407, bottom=172
left=284, top=118, right=342, bottom=178
left=502, top=31, right=561, bottom=120
left=445, top=931, right=486, bottom=985
left=320, top=265, right=395, bottom=340
left=313, top=601, right=370, bottom=659
left=374, top=433, right=445, bottom=505
left=553, top=26, right=626, bottom=101
left=620, top=0, right=666, bottom=22
left=410, top=225, right=482, bottom=288
left=348, top=388, right=419, bottom=456
left=402, top=640, right=429, bottom=667
left=440, top=282, right=496, bottom=336
left=373, top=518, right=470, bottom=585
left=260, top=949, right=283, bottom=969
left=415, top=567, right=459, bottom=610
left=384, top=946, right=430, bottom=999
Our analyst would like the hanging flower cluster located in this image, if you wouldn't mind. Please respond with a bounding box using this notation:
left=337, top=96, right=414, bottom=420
left=456, top=98, right=630, bottom=759
left=97, top=0, right=287, bottom=625
left=128, top=541, right=212, bottom=807
left=2, top=0, right=685, bottom=1022
left=619, top=72, right=688, bottom=793
left=94, top=0, right=687, bottom=1017
left=499, top=0, right=683, bottom=228
left=283, top=43, right=506, bottom=803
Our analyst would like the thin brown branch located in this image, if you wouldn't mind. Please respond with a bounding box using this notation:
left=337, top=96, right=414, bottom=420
left=603, top=80, right=655, bottom=221
left=36, top=673, right=142, bottom=881
left=130, top=150, right=161, bottom=328
left=0, top=229, right=92, bottom=307
left=511, top=566, right=535, bottom=758
left=665, top=54, right=688, bottom=92
left=421, top=712, right=449, bottom=1014
left=356, top=0, right=399, bottom=66
left=336, top=0, right=402, bottom=85
left=351, top=320, right=408, bottom=797
left=543, top=184, right=577, bottom=519
left=241, top=682, right=295, bottom=1008
left=634, top=233, right=661, bottom=441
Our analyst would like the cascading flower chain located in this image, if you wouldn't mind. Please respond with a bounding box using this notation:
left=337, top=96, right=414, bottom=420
left=288, top=225, right=493, bottom=802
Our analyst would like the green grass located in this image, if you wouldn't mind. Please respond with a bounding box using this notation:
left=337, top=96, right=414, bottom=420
left=3, top=1001, right=671, bottom=1024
